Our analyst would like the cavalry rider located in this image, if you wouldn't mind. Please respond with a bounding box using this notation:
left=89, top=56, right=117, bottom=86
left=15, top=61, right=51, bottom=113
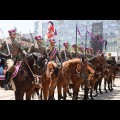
left=28, top=35, right=46, bottom=56
left=85, top=48, right=91, bottom=59
left=107, top=53, right=116, bottom=65
left=0, top=29, right=27, bottom=90
left=96, top=50, right=101, bottom=55
left=71, top=44, right=81, bottom=58
left=89, top=48, right=94, bottom=58
left=60, top=42, right=73, bottom=62
left=46, top=39, right=62, bottom=64
left=78, top=46, right=85, bottom=58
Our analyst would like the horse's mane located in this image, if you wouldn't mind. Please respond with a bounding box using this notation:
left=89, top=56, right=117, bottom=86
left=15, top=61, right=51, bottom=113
left=88, top=56, right=98, bottom=63
left=63, top=58, right=81, bottom=65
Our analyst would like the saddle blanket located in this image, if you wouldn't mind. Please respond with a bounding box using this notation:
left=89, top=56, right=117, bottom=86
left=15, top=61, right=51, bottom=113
left=0, top=75, right=5, bottom=80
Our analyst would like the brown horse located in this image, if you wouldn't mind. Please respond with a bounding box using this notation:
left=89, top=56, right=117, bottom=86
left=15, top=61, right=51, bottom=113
left=10, top=52, right=47, bottom=100
left=57, top=58, right=85, bottom=100
left=41, top=61, right=62, bottom=100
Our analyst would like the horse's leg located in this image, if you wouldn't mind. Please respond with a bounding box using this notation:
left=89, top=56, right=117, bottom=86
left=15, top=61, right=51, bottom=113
left=26, top=92, right=32, bottom=100
left=99, top=78, right=103, bottom=94
left=15, top=90, right=24, bottom=100
left=42, top=85, right=49, bottom=100
left=51, top=86, right=56, bottom=100
left=67, top=84, right=72, bottom=97
left=75, top=83, right=81, bottom=100
left=49, top=87, right=55, bottom=100
left=90, top=87, right=94, bottom=100
left=83, top=85, right=89, bottom=100
left=40, top=88, right=43, bottom=100
left=104, top=78, right=108, bottom=93
left=63, top=85, right=68, bottom=100
left=72, top=83, right=76, bottom=100
left=109, top=77, right=113, bottom=92
left=57, top=84, right=63, bottom=100
left=94, top=81, right=99, bottom=97
left=110, top=78, right=113, bottom=91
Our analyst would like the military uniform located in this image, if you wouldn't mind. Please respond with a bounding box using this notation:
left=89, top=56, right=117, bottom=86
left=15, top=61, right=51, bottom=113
left=28, top=44, right=46, bottom=56
left=0, top=39, right=26, bottom=61
left=28, top=35, right=46, bottom=56
left=71, top=44, right=81, bottom=58
left=60, top=48, right=73, bottom=62
left=71, top=50, right=81, bottom=58
left=46, top=46, right=61, bottom=62
left=0, top=29, right=26, bottom=90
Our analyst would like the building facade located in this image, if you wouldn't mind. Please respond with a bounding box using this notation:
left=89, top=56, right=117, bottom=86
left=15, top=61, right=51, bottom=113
left=34, top=20, right=120, bottom=60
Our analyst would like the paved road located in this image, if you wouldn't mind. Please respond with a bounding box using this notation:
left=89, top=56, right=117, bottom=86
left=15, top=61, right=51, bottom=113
left=0, top=78, right=120, bottom=100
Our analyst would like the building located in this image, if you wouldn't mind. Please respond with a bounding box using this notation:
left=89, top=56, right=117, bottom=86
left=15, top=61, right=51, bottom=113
left=34, top=20, right=120, bottom=61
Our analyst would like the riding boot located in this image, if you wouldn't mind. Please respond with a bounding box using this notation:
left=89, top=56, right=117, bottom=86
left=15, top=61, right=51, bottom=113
left=4, top=71, right=12, bottom=90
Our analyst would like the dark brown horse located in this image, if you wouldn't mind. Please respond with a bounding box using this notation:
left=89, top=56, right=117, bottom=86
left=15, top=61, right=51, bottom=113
left=104, top=61, right=115, bottom=93
left=80, top=58, right=99, bottom=100
left=88, top=53, right=106, bottom=96
left=11, top=52, right=47, bottom=100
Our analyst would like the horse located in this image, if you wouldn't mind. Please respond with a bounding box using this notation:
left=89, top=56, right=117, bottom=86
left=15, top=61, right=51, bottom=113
left=104, top=61, right=115, bottom=93
left=79, top=58, right=99, bottom=100
left=57, top=58, right=86, bottom=100
left=9, top=52, right=47, bottom=100
left=88, top=53, right=106, bottom=96
left=41, top=61, right=62, bottom=100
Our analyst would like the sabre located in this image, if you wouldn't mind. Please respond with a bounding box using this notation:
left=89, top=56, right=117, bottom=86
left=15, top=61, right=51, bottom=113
left=0, top=28, right=10, bottom=55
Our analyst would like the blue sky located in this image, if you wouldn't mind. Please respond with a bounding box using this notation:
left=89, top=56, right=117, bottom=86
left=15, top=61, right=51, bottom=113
left=0, top=20, right=38, bottom=38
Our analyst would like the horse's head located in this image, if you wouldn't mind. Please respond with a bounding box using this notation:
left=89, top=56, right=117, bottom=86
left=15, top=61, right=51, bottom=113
left=26, top=52, right=47, bottom=76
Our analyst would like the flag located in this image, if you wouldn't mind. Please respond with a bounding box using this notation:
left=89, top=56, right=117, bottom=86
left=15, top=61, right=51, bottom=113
left=86, top=29, right=95, bottom=41
left=77, top=26, right=82, bottom=38
left=45, top=21, right=57, bottom=40
left=97, top=35, right=104, bottom=44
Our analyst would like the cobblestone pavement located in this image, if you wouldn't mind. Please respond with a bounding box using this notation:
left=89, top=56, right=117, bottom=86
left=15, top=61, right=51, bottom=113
left=0, top=78, right=120, bottom=100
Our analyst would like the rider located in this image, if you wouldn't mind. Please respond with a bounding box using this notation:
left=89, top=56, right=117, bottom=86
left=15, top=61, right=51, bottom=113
left=46, top=39, right=62, bottom=65
left=107, top=53, right=116, bottom=65
left=0, top=29, right=27, bottom=90
left=78, top=46, right=85, bottom=58
left=28, top=35, right=46, bottom=56
left=60, top=42, right=73, bottom=62
left=71, top=44, right=81, bottom=58
left=89, top=48, right=94, bottom=58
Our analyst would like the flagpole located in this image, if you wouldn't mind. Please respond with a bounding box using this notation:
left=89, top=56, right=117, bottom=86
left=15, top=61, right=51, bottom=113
left=76, top=22, right=77, bottom=46
left=85, top=31, right=87, bottom=58
left=76, top=22, right=78, bottom=57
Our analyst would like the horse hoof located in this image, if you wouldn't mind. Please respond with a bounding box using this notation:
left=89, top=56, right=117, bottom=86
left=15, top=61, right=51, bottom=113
left=52, top=97, right=55, bottom=100
left=109, top=90, right=112, bottom=92
left=105, top=90, right=108, bottom=93
left=111, top=88, right=114, bottom=90
left=100, top=91, right=103, bottom=94
left=113, top=84, right=116, bottom=87
left=91, top=97, right=94, bottom=100
left=93, top=94, right=98, bottom=97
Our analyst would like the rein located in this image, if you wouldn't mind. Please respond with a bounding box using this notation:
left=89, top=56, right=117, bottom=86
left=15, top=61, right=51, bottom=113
left=18, top=55, right=42, bottom=83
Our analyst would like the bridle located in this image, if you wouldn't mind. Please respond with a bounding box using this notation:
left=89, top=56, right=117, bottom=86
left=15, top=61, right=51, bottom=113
left=19, top=53, right=45, bottom=84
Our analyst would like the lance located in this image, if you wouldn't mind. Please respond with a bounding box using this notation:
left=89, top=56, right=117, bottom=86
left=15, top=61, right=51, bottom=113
left=29, top=29, right=35, bottom=45
left=0, top=28, right=10, bottom=55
